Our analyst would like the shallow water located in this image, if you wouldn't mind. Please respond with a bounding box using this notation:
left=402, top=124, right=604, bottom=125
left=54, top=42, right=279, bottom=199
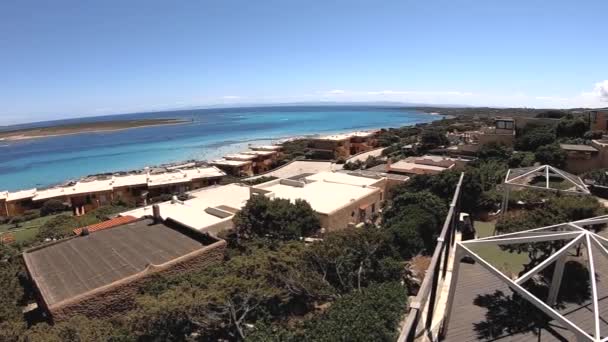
left=0, top=106, right=438, bottom=191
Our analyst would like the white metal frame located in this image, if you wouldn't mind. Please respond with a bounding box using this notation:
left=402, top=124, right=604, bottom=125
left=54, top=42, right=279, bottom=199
left=444, top=217, right=608, bottom=341
left=501, top=165, right=591, bottom=214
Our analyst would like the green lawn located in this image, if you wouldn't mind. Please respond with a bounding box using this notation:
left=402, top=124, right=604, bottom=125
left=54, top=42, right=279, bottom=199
left=469, top=221, right=530, bottom=278
left=0, top=212, right=71, bottom=243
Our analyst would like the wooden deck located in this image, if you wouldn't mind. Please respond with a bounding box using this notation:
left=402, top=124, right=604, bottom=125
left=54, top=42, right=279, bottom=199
left=443, top=242, right=608, bottom=341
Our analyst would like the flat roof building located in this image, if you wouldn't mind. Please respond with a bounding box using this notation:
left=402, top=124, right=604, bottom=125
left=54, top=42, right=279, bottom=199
left=122, top=184, right=251, bottom=234
left=24, top=217, right=226, bottom=322
left=388, top=155, right=469, bottom=176
left=2, top=167, right=226, bottom=217
left=252, top=171, right=385, bottom=231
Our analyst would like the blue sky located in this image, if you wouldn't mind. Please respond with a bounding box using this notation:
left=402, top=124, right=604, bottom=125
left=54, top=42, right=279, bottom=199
left=1, top=0, right=607, bottom=125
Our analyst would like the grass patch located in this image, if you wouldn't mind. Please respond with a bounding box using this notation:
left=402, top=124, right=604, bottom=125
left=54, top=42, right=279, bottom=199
left=0, top=212, right=71, bottom=243
left=0, top=212, right=70, bottom=233
left=471, top=221, right=530, bottom=278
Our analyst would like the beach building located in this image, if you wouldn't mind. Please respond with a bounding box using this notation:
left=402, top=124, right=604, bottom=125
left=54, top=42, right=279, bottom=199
left=23, top=216, right=226, bottom=322
left=122, top=184, right=251, bottom=235
left=559, top=138, right=608, bottom=174
left=587, top=108, right=608, bottom=131
left=251, top=171, right=385, bottom=231
left=308, top=133, right=352, bottom=160
left=2, top=166, right=226, bottom=217
left=447, top=118, right=516, bottom=155
left=250, top=144, right=284, bottom=154
left=240, top=150, right=278, bottom=174
left=210, top=158, right=254, bottom=177
left=387, top=155, right=469, bottom=176
left=308, top=130, right=379, bottom=160
left=4, top=189, right=37, bottom=216
left=0, top=191, right=8, bottom=217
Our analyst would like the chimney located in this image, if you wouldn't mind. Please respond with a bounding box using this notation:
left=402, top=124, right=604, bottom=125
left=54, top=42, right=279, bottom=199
left=152, top=204, right=161, bottom=223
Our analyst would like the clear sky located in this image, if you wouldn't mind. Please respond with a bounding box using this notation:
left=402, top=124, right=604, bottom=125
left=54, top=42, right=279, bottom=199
left=1, top=0, right=607, bottom=125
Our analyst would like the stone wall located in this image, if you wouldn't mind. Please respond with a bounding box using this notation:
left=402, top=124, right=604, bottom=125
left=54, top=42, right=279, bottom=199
left=47, top=239, right=227, bottom=322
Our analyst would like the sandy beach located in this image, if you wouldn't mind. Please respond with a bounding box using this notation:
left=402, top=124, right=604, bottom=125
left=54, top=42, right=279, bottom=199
left=0, top=118, right=188, bottom=141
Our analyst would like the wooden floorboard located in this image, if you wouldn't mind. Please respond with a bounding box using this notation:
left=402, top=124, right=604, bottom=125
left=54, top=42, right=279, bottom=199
left=443, top=252, right=607, bottom=341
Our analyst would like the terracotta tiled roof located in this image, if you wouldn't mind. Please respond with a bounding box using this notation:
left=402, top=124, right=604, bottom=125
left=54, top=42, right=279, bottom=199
left=1, top=233, right=15, bottom=244
left=73, top=215, right=138, bottom=236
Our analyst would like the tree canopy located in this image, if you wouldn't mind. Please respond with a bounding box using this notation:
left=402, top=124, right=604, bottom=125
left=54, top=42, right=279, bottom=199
left=233, top=195, right=320, bottom=241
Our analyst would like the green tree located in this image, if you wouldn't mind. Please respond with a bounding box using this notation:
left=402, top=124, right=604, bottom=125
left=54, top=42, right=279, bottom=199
left=40, top=199, right=67, bottom=216
left=419, top=129, right=449, bottom=150
left=556, top=118, right=588, bottom=138
left=306, top=228, right=402, bottom=294
left=534, top=144, right=567, bottom=168
left=515, top=124, right=556, bottom=151
left=233, top=195, right=320, bottom=241
left=131, top=242, right=333, bottom=340
left=477, top=142, right=511, bottom=161
left=302, top=282, right=408, bottom=342
left=37, top=214, right=80, bottom=240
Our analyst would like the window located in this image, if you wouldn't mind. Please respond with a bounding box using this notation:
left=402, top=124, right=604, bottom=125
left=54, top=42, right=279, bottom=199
left=497, top=121, right=506, bottom=129
left=371, top=203, right=376, bottom=213
left=505, top=121, right=514, bottom=129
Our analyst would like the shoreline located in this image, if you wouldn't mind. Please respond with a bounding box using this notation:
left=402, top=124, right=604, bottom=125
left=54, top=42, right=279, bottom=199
left=8, top=119, right=437, bottom=192
left=0, top=119, right=189, bottom=142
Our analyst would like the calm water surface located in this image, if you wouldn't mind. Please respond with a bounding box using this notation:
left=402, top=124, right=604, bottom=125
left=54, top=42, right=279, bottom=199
left=0, top=106, right=438, bottom=191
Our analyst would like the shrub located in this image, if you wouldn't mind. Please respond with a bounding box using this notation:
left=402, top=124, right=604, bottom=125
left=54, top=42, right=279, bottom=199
left=534, top=144, right=566, bottom=168
left=303, top=282, right=408, bottom=342
left=40, top=199, right=67, bottom=216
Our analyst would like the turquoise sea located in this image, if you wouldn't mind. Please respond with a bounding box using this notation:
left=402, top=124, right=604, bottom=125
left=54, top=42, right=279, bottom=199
left=0, top=106, right=438, bottom=191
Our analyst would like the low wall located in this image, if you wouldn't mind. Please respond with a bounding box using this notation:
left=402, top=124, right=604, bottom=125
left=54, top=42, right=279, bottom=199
left=47, top=239, right=227, bottom=322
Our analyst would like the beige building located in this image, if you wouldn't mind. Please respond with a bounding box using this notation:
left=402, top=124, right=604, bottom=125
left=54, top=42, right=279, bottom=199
left=251, top=171, right=385, bottom=231
left=561, top=139, right=608, bottom=174
left=308, top=130, right=379, bottom=160
left=123, top=184, right=251, bottom=235
left=387, top=155, right=469, bottom=176
left=210, top=158, right=254, bottom=177
left=2, top=167, right=226, bottom=217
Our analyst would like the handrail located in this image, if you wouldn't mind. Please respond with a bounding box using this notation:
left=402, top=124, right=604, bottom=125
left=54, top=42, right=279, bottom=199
left=398, top=172, right=465, bottom=342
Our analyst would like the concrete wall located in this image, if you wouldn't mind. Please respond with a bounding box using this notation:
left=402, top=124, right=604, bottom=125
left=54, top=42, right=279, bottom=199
left=0, top=199, right=7, bottom=217
left=45, top=239, right=227, bottom=322
left=323, top=189, right=383, bottom=231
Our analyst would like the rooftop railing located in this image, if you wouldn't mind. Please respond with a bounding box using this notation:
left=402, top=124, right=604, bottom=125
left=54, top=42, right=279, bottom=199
left=398, top=172, right=464, bottom=342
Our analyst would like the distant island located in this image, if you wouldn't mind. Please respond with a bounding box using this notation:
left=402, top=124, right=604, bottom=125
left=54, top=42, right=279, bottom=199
left=0, top=118, right=188, bottom=141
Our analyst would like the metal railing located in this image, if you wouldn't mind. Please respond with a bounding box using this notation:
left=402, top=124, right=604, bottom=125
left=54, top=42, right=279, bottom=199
left=398, top=172, right=465, bottom=342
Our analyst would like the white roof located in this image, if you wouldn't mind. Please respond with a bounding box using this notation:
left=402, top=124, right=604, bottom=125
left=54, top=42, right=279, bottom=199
left=389, top=161, right=449, bottom=173
left=0, top=191, right=8, bottom=200
left=111, top=173, right=149, bottom=188
left=242, top=150, right=276, bottom=157
left=253, top=177, right=380, bottom=214
left=35, top=178, right=114, bottom=201
left=122, top=184, right=250, bottom=232
left=7, top=167, right=227, bottom=203
left=181, top=167, right=225, bottom=179
left=305, top=171, right=382, bottom=187
left=224, top=154, right=257, bottom=161
left=6, top=189, right=37, bottom=201
left=250, top=145, right=282, bottom=151
left=147, top=171, right=190, bottom=187
left=210, top=159, right=252, bottom=167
